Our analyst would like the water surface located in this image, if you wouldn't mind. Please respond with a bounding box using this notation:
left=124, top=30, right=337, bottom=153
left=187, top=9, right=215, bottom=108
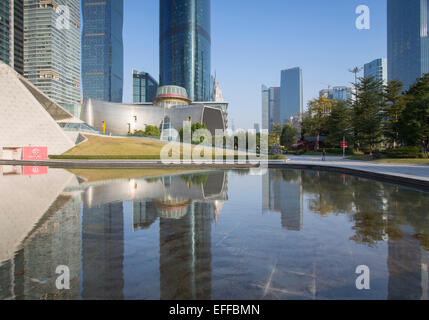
left=0, top=166, right=428, bottom=300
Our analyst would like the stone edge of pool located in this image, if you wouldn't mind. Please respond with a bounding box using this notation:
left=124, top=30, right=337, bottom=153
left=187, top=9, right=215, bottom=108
left=1, top=159, right=428, bottom=190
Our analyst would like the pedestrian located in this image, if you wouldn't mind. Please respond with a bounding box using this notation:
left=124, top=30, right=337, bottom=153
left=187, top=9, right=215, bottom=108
left=322, top=149, right=326, bottom=161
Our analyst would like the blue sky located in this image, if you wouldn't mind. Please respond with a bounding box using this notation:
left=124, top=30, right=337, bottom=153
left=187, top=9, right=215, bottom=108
left=122, top=0, right=387, bottom=129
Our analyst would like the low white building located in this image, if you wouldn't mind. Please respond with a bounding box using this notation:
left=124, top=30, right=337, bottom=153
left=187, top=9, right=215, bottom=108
left=0, top=63, right=90, bottom=158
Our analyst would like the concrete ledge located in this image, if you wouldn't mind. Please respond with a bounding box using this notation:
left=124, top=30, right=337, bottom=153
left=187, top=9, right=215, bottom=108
left=0, top=159, right=259, bottom=169
left=1, top=159, right=428, bottom=190
left=269, top=162, right=429, bottom=190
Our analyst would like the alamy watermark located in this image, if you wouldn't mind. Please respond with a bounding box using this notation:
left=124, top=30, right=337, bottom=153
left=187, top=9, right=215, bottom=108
left=55, top=265, right=70, bottom=290
left=160, top=121, right=269, bottom=167
left=355, top=265, right=370, bottom=290
left=356, top=5, right=370, bottom=30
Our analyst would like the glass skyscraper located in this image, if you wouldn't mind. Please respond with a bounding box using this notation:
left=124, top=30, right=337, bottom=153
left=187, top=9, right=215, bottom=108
left=0, top=0, right=23, bottom=74
left=82, top=0, right=124, bottom=102
left=24, top=0, right=80, bottom=106
left=364, top=58, right=387, bottom=85
left=387, top=0, right=429, bottom=90
left=160, top=0, right=211, bottom=102
left=132, top=70, right=158, bottom=103
left=280, top=67, right=303, bottom=124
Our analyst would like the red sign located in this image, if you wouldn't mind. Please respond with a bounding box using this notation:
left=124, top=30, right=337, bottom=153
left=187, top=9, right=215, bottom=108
left=340, top=141, right=349, bottom=148
left=23, top=166, right=48, bottom=176
left=22, top=147, right=48, bottom=161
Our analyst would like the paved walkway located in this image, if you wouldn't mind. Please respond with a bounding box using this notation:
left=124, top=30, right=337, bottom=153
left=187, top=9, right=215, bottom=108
left=276, top=155, right=429, bottom=187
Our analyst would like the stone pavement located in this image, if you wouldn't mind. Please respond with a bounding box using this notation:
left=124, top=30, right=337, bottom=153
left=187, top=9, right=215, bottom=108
left=277, top=155, right=429, bottom=187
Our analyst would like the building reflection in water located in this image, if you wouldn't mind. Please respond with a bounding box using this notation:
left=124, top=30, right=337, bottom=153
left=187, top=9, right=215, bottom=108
left=0, top=167, right=227, bottom=299
left=262, top=170, right=303, bottom=231
left=1, top=165, right=429, bottom=299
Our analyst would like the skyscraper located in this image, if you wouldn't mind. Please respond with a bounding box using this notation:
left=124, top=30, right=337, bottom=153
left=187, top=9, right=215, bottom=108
left=261, top=85, right=269, bottom=131
left=387, top=0, right=429, bottom=90
left=132, top=70, right=158, bottom=103
left=82, top=0, right=124, bottom=102
left=364, top=58, right=387, bottom=85
left=0, top=0, right=24, bottom=74
left=280, top=67, right=303, bottom=124
left=160, top=0, right=211, bottom=102
left=23, top=0, right=80, bottom=106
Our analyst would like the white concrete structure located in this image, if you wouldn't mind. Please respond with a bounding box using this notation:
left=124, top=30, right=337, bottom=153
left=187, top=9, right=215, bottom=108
left=0, top=63, right=77, bottom=157
left=0, top=167, right=79, bottom=264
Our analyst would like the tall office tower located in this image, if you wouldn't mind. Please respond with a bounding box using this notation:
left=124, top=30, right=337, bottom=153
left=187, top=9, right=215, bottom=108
left=132, top=70, right=158, bottom=103
left=269, top=87, right=280, bottom=130
left=319, top=86, right=352, bottom=101
left=332, top=86, right=352, bottom=101
left=364, top=58, right=387, bottom=85
left=280, top=67, right=303, bottom=124
left=23, top=0, right=80, bottom=106
left=0, top=0, right=23, bottom=74
left=82, top=0, right=124, bottom=102
left=160, top=0, right=211, bottom=102
left=388, top=0, right=429, bottom=90
left=261, top=85, right=281, bottom=132
left=261, top=85, right=269, bottom=130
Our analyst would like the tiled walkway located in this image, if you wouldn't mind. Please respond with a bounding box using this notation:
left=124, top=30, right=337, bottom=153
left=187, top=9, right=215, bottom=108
left=283, top=155, right=429, bottom=183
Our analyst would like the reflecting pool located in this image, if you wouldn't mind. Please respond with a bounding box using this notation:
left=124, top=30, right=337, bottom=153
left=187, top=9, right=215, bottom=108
left=0, top=166, right=428, bottom=300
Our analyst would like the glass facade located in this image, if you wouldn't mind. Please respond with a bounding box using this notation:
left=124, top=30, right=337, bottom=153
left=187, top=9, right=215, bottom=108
left=364, top=58, right=387, bottom=85
left=82, top=0, right=123, bottom=102
left=132, top=70, right=158, bottom=103
left=24, top=0, right=81, bottom=106
left=0, top=0, right=23, bottom=74
left=388, top=0, right=429, bottom=90
left=280, top=67, right=303, bottom=124
left=160, top=0, right=211, bottom=102
left=0, top=0, right=10, bottom=66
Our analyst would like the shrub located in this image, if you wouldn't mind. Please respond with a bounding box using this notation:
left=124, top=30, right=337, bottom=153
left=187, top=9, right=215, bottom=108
left=384, top=147, right=421, bottom=158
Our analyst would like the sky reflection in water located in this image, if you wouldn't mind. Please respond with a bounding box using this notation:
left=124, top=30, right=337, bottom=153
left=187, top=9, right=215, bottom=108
left=0, top=166, right=428, bottom=300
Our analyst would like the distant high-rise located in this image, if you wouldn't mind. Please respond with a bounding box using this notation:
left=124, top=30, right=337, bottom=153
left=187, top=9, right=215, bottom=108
left=280, top=67, right=303, bottom=124
left=82, top=0, right=124, bottom=102
left=261, top=85, right=269, bottom=131
left=364, top=58, right=387, bottom=85
left=319, top=86, right=352, bottom=101
left=160, top=0, right=211, bottom=102
left=24, top=0, right=80, bottom=106
left=261, top=85, right=280, bottom=132
left=0, top=0, right=24, bottom=74
left=387, top=0, right=429, bottom=90
left=132, top=70, right=158, bottom=104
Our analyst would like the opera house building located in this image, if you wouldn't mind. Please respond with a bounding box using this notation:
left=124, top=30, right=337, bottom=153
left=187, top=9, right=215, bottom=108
left=82, top=85, right=228, bottom=140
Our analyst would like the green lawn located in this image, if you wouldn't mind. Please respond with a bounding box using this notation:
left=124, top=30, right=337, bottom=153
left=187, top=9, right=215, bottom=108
left=372, top=158, right=429, bottom=165
left=346, top=154, right=429, bottom=165
left=61, top=134, right=166, bottom=158
left=51, top=134, right=268, bottom=160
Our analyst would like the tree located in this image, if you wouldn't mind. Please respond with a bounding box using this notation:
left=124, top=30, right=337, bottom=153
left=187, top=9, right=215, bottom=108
left=144, top=125, right=161, bottom=137
left=269, top=123, right=282, bottom=146
left=280, top=123, right=298, bottom=148
left=304, top=96, right=332, bottom=150
left=132, top=125, right=160, bottom=138
left=179, top=122, right=207, bottom=143
left=352, top=76, right=384, bottom=152
left=383, top=80, right=405, bottom=147
left=326, top=99, right=352, bottom=146
left=399, top=74, right=429, bottom=153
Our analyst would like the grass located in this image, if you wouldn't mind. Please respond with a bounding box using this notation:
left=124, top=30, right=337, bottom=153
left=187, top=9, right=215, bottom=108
left=372, top=158, right=429, bottom=165
left=67, top=168, right=201, bottom=183
left=62, top=134, right=166, bottom=157
left=346, top=154, right=429, bottom=164
left=50, top=134, right=281, bottom=161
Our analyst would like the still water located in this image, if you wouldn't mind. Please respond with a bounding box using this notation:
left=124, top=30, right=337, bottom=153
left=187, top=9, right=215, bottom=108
left=0, top=166, right=428, bottom=300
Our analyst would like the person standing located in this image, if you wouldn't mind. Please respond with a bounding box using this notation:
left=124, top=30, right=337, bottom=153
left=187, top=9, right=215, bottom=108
left=322, top=149, right=326, bottom=161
